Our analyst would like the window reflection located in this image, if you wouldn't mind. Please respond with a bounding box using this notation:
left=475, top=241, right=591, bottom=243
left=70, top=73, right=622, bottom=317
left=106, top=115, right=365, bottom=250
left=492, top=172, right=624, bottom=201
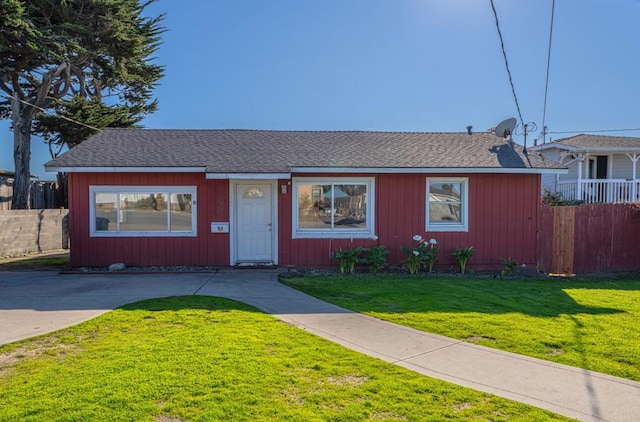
left=95, top=193, right=116, bottom=231
left=428, top=180, right=465, bottom=225
left=297, top=183, right=367, bottom=230
left=93, top=190, right=194, bottom=233
left=170, top=193, right=193, bottom=231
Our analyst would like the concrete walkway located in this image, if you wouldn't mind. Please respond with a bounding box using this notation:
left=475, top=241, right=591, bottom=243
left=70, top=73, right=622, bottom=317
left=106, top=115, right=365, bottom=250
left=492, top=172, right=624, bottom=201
left=0, top=269, right=638, bottom=422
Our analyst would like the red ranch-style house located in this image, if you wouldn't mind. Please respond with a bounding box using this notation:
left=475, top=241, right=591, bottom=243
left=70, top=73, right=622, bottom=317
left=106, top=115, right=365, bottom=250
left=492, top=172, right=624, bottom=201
left=45, top=129, right=566, bottom=270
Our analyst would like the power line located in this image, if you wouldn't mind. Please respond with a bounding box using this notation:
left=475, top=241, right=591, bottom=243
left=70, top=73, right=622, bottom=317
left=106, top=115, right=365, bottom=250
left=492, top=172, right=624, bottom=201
left=489, top=0, right=525, bottom=126
left=548, top=128, right=640, bottom=135
left=2, top=94, right=101, bottom=132
left=540, top=0, right=556, bottom=145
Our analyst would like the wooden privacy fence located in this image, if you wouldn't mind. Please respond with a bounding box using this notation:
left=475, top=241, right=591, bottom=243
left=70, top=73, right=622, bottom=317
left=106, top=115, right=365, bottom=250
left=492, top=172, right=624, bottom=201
left=0, top=177, right=64, bottom=210
left=539, top=203, right=640, bottom=274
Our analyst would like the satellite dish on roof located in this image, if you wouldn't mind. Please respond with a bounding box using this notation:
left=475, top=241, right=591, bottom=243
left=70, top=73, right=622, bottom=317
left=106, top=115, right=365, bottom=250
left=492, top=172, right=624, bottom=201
left=493, top=118, right=517, bottom=139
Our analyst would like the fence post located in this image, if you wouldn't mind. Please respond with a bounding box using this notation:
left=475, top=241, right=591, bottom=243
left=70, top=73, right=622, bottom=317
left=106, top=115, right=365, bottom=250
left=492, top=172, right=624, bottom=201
left=551, top=206, right=575, bottom=275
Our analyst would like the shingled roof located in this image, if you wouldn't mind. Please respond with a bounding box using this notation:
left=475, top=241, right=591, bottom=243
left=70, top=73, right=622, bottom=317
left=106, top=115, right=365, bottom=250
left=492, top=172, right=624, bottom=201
left=532, top=134, right=640, bottom=151
left=45, top=129, right=565, bottom=174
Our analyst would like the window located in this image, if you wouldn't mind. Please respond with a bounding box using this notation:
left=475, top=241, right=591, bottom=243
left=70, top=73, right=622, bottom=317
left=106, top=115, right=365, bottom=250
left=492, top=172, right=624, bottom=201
left=89, top=186, right=197, bottom=237
left=426, top=178, right=468, bottom=232
left=293, top=177, right=374, bottom=238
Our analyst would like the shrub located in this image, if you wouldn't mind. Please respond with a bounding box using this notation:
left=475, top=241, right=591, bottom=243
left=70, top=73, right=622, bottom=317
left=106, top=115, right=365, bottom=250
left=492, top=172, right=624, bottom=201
left=361, top=245, right=389, bottom=273
left=500, top=257, right=518, bottom=276
left=333, top=247, right=365, bottom=274
left=424, top=242, right=439, bottom=273
left=542, top=188, right=584, bottom=206
left=401, top=235, right=438, bottom=274
left=452, top=246, right=475, bottom=274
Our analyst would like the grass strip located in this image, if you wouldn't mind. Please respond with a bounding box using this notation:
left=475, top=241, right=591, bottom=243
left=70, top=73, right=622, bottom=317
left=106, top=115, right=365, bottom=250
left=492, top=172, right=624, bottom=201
left=0, top=256, right=69, bottom=268
left=0, top=295, right=569, bottom=421
left=281, top=274, right=640, bottom=381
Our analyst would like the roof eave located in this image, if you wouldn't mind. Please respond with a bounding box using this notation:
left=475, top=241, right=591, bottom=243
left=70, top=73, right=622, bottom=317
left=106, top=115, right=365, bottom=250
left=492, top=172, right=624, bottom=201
left=44, top=165, right=567, bottom=176
left=291, top=166, right=567, bottom=175
left=44, top=166, right=207, bottom=173
left=571, top=147, right=640, bottom=153
left=205, top=173, right=291, bottom=180
left=531, top=145, right=640, bottom=153
left=530, top=143, right=578, bottom=153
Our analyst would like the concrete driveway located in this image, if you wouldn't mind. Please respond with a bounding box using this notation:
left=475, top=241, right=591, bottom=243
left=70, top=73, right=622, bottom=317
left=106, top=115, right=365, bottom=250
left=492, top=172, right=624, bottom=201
left=0, top=271, right=214, bottom=345
left=1, top=269, right=639, bottom=422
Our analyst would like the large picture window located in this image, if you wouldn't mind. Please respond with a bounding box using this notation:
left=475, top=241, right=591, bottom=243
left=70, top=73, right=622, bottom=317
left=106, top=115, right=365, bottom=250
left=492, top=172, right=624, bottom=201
left=426, top=178, right=468, bottom=232
left=293, top=177, right=375, bottom=238
left=89, top=186, right=197, bottom=237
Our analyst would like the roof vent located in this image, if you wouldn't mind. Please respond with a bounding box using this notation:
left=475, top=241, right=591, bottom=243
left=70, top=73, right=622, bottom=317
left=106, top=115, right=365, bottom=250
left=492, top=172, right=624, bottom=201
left=466, top=125, right=473, bottom=135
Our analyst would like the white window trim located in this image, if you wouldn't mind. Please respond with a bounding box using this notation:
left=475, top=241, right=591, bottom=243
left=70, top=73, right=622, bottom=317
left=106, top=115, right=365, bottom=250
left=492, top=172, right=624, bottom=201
left=426, top=177, right=469, bottom=232
left=89, top=185, right=197, bottom=237
left=292, top=177, right=375, bottom=239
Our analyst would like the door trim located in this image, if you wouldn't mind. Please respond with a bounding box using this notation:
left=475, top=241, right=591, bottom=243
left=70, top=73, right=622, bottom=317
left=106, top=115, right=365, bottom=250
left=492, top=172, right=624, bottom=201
left=229, top=180, right=278, bottom=266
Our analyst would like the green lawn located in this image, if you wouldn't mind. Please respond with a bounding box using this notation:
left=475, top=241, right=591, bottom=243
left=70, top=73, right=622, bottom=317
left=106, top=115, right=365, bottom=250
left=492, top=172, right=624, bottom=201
left=0, top=296, right=568, bottom=421
left=281, top=275, right=640, bottom=382
left=0, top=256, right=69, bottom=269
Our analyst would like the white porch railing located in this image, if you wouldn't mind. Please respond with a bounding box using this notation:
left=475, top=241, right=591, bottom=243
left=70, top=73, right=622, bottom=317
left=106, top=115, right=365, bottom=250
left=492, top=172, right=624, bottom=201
left=556, top=179, right=640, bottom=203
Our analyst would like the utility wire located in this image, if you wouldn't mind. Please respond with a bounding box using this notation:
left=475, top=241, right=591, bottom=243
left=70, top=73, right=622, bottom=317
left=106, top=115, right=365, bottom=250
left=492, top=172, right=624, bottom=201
left=540, top=0, right=556, bottom=144
left=489, top=0, right=525, bottom=126
left=2, top=94, right=101, bottom=132
left=548, top=128, right=640, bottom=134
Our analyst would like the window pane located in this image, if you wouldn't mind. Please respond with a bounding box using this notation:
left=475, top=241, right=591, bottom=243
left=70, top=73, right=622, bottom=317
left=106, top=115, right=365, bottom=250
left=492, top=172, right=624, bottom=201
left=429, top=203, right=461, bottom=222
left=243, top=187, right=265, bottom=198
left=170, top=193, right=193, bottom=231
left=298, top=184, right=331, bottom=229
left=120, top=193, right=168, bottom=232
left=334, top=184, right=367, bottom=229
left=429, top=182, right=461, bottom=202
left=95, top=193, right=117, bottom=231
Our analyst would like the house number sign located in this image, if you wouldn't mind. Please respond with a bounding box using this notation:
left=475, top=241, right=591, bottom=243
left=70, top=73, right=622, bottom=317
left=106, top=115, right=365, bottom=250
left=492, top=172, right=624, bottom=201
left=211, top=222, right=229, bottom=233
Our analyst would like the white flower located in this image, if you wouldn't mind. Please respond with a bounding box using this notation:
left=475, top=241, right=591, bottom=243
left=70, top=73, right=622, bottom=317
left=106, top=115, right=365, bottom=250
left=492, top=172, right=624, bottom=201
left=413, top=250, right=420, bottom=256
left=429, top=239, right=437, bottom=245
left=372, top=235, right=379, bottom=241
left=412, top=235, right=423, bottom=242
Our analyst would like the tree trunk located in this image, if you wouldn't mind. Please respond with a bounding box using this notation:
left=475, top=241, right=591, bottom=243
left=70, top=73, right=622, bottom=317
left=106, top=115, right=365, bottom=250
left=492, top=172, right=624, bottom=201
left=11, top=95, right=33, bottom=209
left=56, top=172, right=68, bottom=208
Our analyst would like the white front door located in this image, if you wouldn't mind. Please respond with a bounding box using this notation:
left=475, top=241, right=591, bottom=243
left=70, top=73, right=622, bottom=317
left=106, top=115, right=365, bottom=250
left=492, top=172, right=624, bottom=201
left=235, top=183, right=274, bottom=263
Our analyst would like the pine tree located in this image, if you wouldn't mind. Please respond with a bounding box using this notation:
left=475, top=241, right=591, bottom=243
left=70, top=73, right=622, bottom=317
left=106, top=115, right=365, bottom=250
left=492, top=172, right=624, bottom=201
left=0, top=0, right=165, bottom=208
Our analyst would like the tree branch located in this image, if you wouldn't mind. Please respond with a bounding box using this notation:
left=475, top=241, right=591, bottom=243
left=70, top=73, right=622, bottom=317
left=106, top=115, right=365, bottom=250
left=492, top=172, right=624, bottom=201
left=0, top=82, right=12, bottom=95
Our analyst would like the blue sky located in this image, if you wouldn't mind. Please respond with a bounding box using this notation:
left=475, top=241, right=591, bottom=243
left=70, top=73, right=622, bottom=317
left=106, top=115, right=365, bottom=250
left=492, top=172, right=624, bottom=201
left=2, top=0, right=639, bottom=178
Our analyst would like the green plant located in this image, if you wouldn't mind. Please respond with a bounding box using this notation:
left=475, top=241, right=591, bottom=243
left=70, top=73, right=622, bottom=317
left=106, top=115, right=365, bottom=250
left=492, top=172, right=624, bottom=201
left=424, top=242, right=439, bottom=273
left=500, top=257, right=518, bottom=276
left=542, top=188, right=584, bottom=206
left=361, top=245, right=389, bottom=273
left=333, top=247, right=365, bottom=273
left=452, top=246, right=475, bottom=274
left=401, top=235, right=438, bottom=274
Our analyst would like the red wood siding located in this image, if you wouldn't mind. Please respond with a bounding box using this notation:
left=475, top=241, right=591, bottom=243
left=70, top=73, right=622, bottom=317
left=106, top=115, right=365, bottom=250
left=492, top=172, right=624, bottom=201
left=68, top=173, right=229, bottom=267
left=279, top=173, right=542, bottom=270
left=69, top=171, right=542, bottom=269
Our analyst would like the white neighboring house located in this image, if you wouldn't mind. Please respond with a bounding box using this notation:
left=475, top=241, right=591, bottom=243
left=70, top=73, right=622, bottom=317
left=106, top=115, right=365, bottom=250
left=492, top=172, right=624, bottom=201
left=530, top=134, right=640, bottom=203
